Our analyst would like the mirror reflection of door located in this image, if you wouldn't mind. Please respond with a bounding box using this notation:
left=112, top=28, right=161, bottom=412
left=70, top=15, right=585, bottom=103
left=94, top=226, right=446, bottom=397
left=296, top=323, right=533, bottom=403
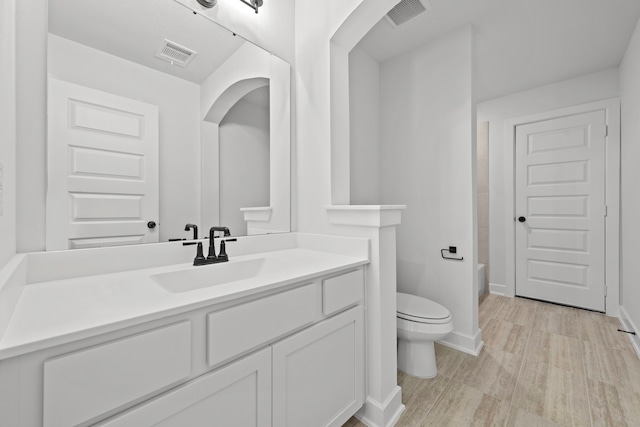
left=219, top=86, right=270, bottom=236
left=47, top=0, right=291, bottom=246
left=46, top=78, right=160, bottom=250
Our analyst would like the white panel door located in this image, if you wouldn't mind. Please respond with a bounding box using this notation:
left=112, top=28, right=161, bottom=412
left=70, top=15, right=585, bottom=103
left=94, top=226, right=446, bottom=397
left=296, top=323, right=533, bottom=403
left=515, top=110, right=606, bottom=311
left=47, top=78, right=159, bottom=250
left=272, top=306, right=364, bottom=427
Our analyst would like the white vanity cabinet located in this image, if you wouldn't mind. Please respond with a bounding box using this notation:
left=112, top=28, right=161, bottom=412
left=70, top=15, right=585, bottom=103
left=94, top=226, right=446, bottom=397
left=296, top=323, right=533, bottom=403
left=273, top=306, right=364, bottom=427
left=206, top=283, right=317, bottom=368
left=0, top=266, right=365, bottom=427
left=97, top=347, right=273, bottom=427
left=101, top=303, right=363, bottom=427
left=43, top=322, right=193, bottom=427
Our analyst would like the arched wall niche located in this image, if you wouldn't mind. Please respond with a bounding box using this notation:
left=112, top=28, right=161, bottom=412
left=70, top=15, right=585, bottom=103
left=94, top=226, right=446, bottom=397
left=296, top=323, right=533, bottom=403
left=200, top=41, right=290, bottom=234
left=328, top=0, right=399, bottom=204
left=204, top=77, right=269, bottom=125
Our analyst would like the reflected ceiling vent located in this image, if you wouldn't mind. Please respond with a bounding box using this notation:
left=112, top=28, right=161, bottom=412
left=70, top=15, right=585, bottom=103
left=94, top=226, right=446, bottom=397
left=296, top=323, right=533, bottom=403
left=385, top=0, right=431, bottom=27
left=155, top=40, right=197, bottom=67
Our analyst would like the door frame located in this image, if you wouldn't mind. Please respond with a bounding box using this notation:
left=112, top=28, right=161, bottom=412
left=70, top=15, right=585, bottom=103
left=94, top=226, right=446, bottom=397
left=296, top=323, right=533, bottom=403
left=503, top=98, right=620, bottom=316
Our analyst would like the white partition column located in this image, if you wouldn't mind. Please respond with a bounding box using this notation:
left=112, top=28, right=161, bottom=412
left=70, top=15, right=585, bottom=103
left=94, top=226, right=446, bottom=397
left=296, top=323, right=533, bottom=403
left=326, top=205, right=406, bottom=427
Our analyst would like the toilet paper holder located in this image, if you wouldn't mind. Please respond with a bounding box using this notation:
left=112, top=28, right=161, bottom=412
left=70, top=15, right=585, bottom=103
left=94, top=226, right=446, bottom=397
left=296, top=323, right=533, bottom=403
left=441, top=247, right=464, bottom=261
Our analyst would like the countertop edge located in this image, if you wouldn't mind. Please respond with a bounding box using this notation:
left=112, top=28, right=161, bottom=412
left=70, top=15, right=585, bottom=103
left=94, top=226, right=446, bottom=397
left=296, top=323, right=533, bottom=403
left=0, top=257, right=369, bottom=360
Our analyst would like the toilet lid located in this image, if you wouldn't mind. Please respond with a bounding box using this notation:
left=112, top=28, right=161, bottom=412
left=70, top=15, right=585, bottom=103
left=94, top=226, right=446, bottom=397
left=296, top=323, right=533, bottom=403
left=397, top=292, right=451, bottom=322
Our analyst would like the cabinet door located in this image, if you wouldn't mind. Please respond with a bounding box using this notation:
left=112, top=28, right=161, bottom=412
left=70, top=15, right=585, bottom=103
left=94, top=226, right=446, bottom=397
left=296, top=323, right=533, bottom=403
left=98, top=348, right=271, bottom=427
left=272, top=306, right=364, bottom=427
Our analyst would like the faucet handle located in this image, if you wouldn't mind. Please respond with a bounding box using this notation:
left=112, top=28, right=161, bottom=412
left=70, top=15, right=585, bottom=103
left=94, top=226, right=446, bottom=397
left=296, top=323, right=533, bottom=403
left=217, top=238, right=236, bottom=263
left=217, top=241, right=228, bottom=262
left=193, top=242, right=207, bottom=266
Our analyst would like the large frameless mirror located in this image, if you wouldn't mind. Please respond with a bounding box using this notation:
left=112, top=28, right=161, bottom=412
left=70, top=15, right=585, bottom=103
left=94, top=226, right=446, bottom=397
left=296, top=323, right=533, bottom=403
left=46, top=0, right=290, bottom=250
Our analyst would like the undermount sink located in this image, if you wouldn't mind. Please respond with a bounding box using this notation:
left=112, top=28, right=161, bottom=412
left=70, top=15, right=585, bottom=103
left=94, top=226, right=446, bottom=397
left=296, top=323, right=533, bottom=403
left=151, top=257, right=291, bottom=293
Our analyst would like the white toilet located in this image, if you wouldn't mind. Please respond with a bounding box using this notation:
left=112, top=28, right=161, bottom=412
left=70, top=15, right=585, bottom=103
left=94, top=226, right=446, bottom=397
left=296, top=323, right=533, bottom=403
left=396, top=292, right=454, bottom=379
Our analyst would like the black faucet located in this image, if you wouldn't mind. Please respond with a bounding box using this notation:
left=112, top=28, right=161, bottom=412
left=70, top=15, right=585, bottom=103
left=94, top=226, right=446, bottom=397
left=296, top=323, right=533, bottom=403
left=193, top=226, right=232, bottom=266
left=206, top=226, right=231, bottom=261
left=209, top=226, right=231, bottom=238
left=184, top=223, right=198, bottom=239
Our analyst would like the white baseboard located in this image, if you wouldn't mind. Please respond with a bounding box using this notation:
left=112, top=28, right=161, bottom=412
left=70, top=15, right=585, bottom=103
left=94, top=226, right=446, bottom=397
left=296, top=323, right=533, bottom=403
left=356, top=386, right=405, bottom=427
left=489, top=282, right=506, bottom=296
left=439, top=329, right=483, bottom=356
left=619, top=306, right=640, bottom=360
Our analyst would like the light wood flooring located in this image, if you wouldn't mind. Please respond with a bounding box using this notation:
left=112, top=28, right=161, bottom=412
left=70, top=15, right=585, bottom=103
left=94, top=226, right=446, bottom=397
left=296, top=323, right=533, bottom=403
left=344, top=294, right=640, bottom=427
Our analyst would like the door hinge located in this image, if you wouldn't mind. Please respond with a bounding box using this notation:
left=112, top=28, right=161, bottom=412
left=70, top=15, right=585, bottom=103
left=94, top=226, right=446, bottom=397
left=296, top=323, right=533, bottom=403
left=604, top=285, right=607, bottom=297
left=604, top=125, right=609, bottom=137
left=604, top=205, right=608, bottom=217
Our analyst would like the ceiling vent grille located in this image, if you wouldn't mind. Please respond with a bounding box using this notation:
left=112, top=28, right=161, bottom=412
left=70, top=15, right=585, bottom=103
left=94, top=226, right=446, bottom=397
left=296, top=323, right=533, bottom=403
left=155, top=40, right=197, bottom=67
left=385, top=0, right=431, bottom=28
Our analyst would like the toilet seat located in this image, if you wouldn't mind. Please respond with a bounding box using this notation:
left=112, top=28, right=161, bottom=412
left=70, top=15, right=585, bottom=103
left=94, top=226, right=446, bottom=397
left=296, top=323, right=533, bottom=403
left=397, top=292, right=451, bottom=324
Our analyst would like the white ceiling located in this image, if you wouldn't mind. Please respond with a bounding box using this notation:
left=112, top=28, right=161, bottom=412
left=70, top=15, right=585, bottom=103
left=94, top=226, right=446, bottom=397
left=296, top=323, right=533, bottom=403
left=358, top=0, right=640, bottom=102
left=49, top=0, right=246, bottom=84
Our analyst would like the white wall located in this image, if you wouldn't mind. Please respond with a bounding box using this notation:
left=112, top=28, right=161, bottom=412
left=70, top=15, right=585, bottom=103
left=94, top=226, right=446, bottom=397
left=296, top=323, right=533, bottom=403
left=349, top=46, right=381, bottom=205
left=15, top=0, right=47, bottom=254
left=48, top=34, right=201, bottom=243
left=295, top=0, right=363, bottom=234
left=477, top=68, right=620, bottom=291
left=200, top=42, right=271, bottom=122
left=219, top=98, right=270, bottom=236
left=0, top=0, right=17, bottom=267
left=620, top=18, right=640, bottom=340
left=379, top=27, right=479, bottom=352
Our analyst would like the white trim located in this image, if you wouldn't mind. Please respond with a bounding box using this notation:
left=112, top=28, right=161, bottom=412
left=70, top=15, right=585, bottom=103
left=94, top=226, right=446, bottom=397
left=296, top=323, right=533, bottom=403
left=503, top=98, right=621, bottom=315
left=325, top=205, right=407, bottom=228
left=355, top=386, right=405, bottom=427
left=619, top=306, right=640, bottom=360
left=439, top=330, right=483, bottom=356
left=240, top=206, right=272, bottom=222
left=489, top=282, right=506, bottom=296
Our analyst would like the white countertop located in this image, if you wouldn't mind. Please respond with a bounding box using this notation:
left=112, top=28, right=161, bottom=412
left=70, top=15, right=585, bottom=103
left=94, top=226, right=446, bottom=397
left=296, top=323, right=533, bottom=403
left=0, top=234, right=369, bottom=360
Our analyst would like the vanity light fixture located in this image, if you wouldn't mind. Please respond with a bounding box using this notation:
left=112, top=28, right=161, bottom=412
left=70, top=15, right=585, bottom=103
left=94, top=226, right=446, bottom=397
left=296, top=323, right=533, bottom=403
left=196, top=0, right=218, bottom=8
left=240, top=0, right=263, bottom=13
left=196, top=0, right=263, bottom=14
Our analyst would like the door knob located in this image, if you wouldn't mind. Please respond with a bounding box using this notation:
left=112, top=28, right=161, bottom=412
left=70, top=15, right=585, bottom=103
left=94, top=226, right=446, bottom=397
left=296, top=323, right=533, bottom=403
left=518, top=216, right=526, bottom=223
left=147, top=221, right=157, bottom=229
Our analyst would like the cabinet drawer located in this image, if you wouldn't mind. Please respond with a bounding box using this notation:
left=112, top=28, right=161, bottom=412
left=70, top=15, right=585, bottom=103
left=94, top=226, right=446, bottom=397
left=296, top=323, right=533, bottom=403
left=322, top=269, right=364, bottom=316
left=97, top=347, right=272, bottom=427
left=207, top=284, right=316, bottom=367
left=43, top=321, right=191, bottom=427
